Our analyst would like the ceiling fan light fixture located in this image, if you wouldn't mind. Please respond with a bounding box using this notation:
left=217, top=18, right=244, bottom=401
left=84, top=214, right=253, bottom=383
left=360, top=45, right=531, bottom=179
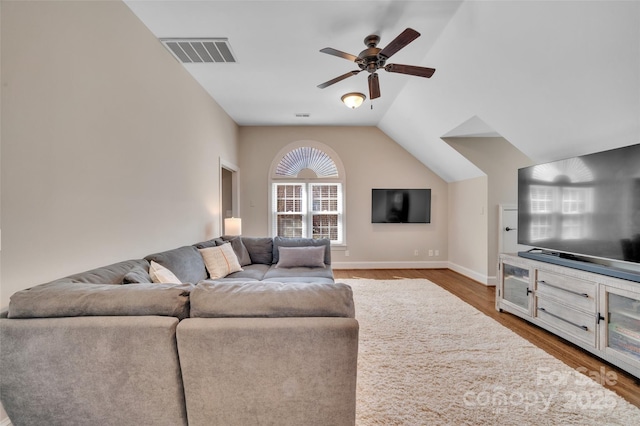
left=341, top=92, right=366, bottom=109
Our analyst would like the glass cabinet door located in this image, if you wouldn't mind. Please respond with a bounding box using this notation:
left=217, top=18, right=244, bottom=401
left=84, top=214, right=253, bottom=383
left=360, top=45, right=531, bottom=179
left=603, top=287, right=640, bottom=363
left=502, top=262, right=531, bottom=313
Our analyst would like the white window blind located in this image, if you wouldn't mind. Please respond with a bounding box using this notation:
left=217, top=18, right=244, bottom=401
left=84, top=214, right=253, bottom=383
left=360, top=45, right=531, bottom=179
left=272, top=182, right=343, bottom=243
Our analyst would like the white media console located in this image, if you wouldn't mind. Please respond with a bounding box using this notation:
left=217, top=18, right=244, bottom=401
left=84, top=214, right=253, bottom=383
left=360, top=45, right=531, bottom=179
left=497, top=253, right=640, bottom=379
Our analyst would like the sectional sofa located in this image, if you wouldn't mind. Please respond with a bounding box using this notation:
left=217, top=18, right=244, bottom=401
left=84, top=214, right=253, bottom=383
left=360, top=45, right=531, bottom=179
left=0, top=236, right=359, bottom=426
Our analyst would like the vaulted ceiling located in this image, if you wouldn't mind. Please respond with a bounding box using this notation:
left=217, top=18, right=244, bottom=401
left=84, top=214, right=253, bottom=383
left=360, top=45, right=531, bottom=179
left=125, top=0, right=640, bottom=182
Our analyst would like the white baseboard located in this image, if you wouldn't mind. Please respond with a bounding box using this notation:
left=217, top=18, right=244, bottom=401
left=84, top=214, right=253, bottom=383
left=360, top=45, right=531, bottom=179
left=447, top=261, right=496, bottom=286
left=332, top=260, right=449, bottom=269
left=0, top=416, right=12, bottom=426
left=332, top=260, right=496, bottom=286
left=336, top=261, right=498, bottom=286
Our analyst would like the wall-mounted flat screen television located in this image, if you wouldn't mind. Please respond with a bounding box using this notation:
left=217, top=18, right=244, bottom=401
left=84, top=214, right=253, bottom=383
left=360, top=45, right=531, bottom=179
left=518, top=143, right=640, bottom=265
left=371, top=189, right=431, bottom=223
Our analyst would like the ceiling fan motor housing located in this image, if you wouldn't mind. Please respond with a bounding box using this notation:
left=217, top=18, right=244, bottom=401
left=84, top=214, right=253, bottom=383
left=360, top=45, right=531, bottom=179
left=359, top=35, right=388, bottom=73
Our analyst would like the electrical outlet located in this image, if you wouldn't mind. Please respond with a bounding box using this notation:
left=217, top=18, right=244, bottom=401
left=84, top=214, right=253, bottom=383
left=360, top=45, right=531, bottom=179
left=428, top=250, right=434, bottom=257
left=345, top=250, right=350, bottom=257
left=435, top=249, right=439, bottom=256
left=414, top=249, right=419, bottom=256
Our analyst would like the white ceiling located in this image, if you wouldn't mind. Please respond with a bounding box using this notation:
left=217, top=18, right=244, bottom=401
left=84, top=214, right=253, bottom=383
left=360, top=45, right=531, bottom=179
left=124, top=0, right=640, bottom=182
left=124, top=0, right=462, bottom=126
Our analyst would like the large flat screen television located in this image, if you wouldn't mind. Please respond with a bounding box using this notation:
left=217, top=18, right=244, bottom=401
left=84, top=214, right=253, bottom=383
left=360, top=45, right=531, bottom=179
left=518, top=143, right=640, bottom=267
left=371, top=189, right=431, bottom=223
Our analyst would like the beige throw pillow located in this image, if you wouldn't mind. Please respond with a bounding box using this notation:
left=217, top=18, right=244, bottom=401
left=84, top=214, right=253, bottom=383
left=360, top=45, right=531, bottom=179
left=199, top=243, right=243, bottom=279
left=149, top=260, right=182, bottom=284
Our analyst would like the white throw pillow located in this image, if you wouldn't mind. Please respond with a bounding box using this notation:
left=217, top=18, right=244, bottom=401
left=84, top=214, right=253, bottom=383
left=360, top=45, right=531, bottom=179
left=149, top=260, right=182, bottom=284
left=199, top=243, right=243, bottom=279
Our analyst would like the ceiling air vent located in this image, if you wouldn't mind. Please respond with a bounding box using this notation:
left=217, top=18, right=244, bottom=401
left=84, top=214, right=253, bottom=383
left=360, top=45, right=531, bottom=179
left=160, top=38, right=236, bottom=63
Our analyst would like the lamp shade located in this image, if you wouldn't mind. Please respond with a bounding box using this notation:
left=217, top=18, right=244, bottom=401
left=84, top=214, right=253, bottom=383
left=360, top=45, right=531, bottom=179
left=341, top=92, right=366, bottom=109
left=224, top=217, right=242, bottom=236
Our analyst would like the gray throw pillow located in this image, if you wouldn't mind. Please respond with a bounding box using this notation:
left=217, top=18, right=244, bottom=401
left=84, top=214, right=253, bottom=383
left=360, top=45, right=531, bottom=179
left=241, top=237, right=273, bottom=264
left=275, top=246, right=326, bottom=268
left=193, top=238, right=225, bottom=249
left=219, top=236, right=252, bottom=266
left=144, top=246, right=208, bottom=285
left=122, top=265, right=152, bottom=284
left=272, top=236, right=331, bottom=265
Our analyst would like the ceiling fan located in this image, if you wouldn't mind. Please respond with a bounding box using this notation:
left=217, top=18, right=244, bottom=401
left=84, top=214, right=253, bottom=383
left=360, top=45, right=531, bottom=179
left=317, top=28, right=436, bottom=100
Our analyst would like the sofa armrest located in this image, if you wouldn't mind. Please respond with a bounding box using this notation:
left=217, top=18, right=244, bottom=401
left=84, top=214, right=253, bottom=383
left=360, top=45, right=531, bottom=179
left=177, top=317, right=358, bottom=426
left=7, top=282, right=193, bottom=320
left=189, top=281, right=354, bottom=318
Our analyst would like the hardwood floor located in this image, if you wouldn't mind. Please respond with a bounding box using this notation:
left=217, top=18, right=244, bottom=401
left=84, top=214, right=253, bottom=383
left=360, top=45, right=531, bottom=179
left=334, top=268, right=640, bottom=409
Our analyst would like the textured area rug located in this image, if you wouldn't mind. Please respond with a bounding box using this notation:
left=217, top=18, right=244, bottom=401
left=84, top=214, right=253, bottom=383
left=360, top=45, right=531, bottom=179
left=345, top=279, right=640, bottom=426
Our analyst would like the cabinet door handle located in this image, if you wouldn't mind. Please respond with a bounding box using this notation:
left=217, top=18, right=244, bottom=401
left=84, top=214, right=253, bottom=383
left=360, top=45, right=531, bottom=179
left=537, top=280, right=589, bottom=298
left=538, top=307, right=589, bottom=331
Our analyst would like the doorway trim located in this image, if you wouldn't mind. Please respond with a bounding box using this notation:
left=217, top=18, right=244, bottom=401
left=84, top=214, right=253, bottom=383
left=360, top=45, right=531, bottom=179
left=220, top=158, right=240, bottom=234
left=498, top=203, right=518, bottom=255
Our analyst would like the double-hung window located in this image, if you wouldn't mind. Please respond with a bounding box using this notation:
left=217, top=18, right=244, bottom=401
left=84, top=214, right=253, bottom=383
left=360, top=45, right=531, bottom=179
left=272, top=182, right=342, bottom=242
left=270, top=144, right=345, bottom=244
left=274, top=183, right=305, bottom=238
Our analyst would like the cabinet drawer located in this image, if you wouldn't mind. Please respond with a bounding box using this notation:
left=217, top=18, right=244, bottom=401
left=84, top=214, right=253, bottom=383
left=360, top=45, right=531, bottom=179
left=536, top=270, right=596, bottom=312
left=536, top=296, right=596, bottom=347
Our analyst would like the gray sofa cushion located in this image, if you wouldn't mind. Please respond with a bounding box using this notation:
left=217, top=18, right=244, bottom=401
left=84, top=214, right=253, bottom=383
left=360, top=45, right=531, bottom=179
left=145, top=246, right=208, bottom=284
left=219, top=236, right=252, bottom=266
left=48, top=259, right=151, bottom=285
left=190, top=281, right=355, bottom=318
left=193, top=238, right=225, bottom=249
left=273, top=236, right=331, bottom=265
left=261, top=277, right=335, bottom=284
left=8, top=282, right=194, bottom=320
left=241, top=237, right=273, bottom=264
left=221, top=263, right=270, bottom=281
left=263, top=264, right=335, bottom=283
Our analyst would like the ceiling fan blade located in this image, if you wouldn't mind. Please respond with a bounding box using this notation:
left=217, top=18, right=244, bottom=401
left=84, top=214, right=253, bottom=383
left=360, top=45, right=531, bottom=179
left=317, top=70, right=361, bottom=89
left=368, top=73, right=381, bottom=99
left=385, top=63, right=436, bottom=78
left=319, top=47, right=359, bottom=62
left=378, top=28, right=420, bottom=60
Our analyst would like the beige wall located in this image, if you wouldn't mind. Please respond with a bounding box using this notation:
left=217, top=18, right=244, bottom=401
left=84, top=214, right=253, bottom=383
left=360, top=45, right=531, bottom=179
left=0, top=0, right=238, bottom=308
left=239, top=126, right=448, bottom=267
left=445, top=137, right=533, bottom=283
left=448, top=176, right=489, bottom=281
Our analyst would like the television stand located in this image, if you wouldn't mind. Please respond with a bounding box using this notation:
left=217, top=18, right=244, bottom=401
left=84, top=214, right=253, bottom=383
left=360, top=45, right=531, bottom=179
left=518, top=251, right=640, bottom=284
left=497, top=253, right=640, bottom=379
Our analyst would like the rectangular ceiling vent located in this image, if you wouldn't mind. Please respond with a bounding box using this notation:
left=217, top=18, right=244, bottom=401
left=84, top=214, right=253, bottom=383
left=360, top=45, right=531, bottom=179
left=160, top=38, right=236, bottom=63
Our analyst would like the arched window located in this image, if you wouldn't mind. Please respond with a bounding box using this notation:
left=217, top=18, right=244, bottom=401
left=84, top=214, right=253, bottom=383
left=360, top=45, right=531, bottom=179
left=269, top=142, right=345, bottom=244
